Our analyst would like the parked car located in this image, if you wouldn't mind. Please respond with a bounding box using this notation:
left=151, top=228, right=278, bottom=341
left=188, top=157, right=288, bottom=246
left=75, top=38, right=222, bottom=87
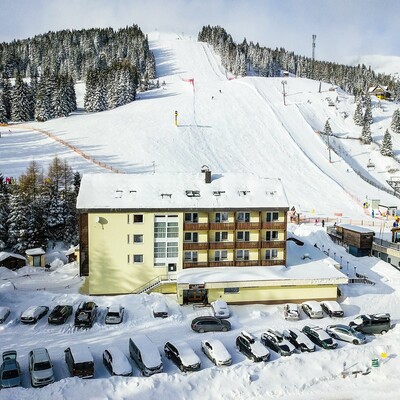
left=20, top=305, right=49, bottom=324
left=349, top=313, right=392, bottom=335
left=320, top=301, right=344, bottom=318
left=201, top=339, right=232, bottom=366
left=261, top=329, right=296, bottom=356
left=301, top=301, right=323, bottom=319
left=103, top=347, right=132, bottom=376
left=326, top=324, right=367, bottom=345
left=191, top=316, right=231, bottom=333
left=211, top=299, right=230, bottom=319
left=28, top=348, right=55, bottom=387
left=48, top=305, right=73, bottom=324
left=283, top=328, right=316, bottom=352
left=0, top=307, right=10, bottom=324
left=64, top=345, right=94, bottom=378
left=152, top=301, right=168, bottom=318
left=236, top=331, right=270, bottom=362
left=164, top=341, right=201, bottom=372
left=129, top=335, right=163, bottom=376
left=302, top=325, right=338, bottom=349
left=74, top=301, right=98, bottom=328
left=105, top=304, right=124, bottom=324
left=283, top=303, right=300, bottom=321
left=0, top=350, right=21, bottom=389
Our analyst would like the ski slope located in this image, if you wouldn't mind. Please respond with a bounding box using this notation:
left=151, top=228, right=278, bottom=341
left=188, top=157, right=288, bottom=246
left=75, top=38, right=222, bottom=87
left=1, top=32, right=400, bottom=218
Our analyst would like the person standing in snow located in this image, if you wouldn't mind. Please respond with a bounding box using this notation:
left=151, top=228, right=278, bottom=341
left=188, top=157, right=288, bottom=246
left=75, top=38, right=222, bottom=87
left=322, top=219, right=325, bottom=228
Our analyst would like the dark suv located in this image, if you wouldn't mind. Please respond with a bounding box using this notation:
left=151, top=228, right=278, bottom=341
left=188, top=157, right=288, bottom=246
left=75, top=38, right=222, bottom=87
left=74, top=301, right=98, bottom=328
left=191, top=316, right=231, bottom=333
left=236, top=331, right=270, bottom=362
left=48, top=305, right=73, bottom=324
left=164, top=341, right=200, bottom=372
left=349, top=313, right=392, bottom=335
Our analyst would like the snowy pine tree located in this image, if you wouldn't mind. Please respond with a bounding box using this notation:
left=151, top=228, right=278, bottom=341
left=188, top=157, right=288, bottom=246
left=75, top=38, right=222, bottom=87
left=0, top=173, right=9, bottom=250
left=353, top=101, right=363, bottom=126
left=324, top=119, right=332, bottom=135
left=363, top=100, right=373, bottom=126
left=0, top=95, right=7, bottom=124
left=380, top=129, right=393, bottom=157
left=391, top=109, right=400, bottom=134
left=361, top=121, right=372, bottom=144
left=11, top=73, right=33, bottom=122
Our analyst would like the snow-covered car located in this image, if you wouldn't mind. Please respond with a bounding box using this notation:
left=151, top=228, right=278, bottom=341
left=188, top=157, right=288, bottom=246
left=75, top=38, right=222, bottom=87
left=0, top=307, right=10, bottom=324
left=164, top=341, right=201, bottom=372
left=105, top=304, right=124, bottom=324
left=64, top=345, right=94, bottom=379
left=301, top=301, right=323, bottom=319
left=20, top=305, right=49, bottom=324
left=261, top=329, right=296, bottom=356
left=326, top=324, right=366, bottom=345
left=129, top=335, right=163, bottom=376
left=211, top=300, right=230, bottom=319
left=283, top=303, right=300, bottom=321
left=103, top=347, right=132, bottom=376
left=320, top=301, right=344, bottom=318
left=152, top=301, right=168, bottom=318
left=191, top=316, right=231, bottom=333
left=236, top=331, right=270, bottom=362
left=48, top=305, right=73, bottom=324
left=302, top=325, right=338, bottom=350
left=74, top=301, right=98, bottom=328
left=0, top=350, right=21, bottom=389
left=283, top=328, right=316, bottom=352
left=201, top=339, right=232, bottom=366
left=28, top=347, right=55, bottom=387
left=349, top=313, right=392, bottom=335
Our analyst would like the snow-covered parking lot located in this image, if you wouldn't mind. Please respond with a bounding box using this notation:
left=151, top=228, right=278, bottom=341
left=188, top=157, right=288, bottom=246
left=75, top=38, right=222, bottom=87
left=1, top=225, right=400, bottom=400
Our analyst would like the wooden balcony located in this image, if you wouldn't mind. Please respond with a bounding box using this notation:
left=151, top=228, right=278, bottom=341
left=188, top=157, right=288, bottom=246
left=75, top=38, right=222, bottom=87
left=235, top=260, right=259, bottom=267
left=261, top=240, right=286, bottom=248
left=209, top=261, right=235, bottom=267
left=261, top=259, right=284, bottom=266
left=261, top=221, right=286, bottom=229
left=183, top=261, right=208, bottom=269
left=209, top=222, right=235, bottom=230
left=183, top=242, right=209, bottom=250
left=183, top=222, right=209, bottom=231
left=235, top=241, right=260, bottom=249
left=209, top=242, right=235, bottom=250
left=236, top=222, right=261, bottom=230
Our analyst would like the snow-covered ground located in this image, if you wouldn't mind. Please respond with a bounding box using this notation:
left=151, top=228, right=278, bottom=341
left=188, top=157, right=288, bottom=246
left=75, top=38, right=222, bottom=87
left=1, top=32, right=400, bottom=399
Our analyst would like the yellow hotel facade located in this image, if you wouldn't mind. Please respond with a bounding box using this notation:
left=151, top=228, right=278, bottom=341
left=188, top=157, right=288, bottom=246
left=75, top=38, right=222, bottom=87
left=77, top=170, right=347, bottom=304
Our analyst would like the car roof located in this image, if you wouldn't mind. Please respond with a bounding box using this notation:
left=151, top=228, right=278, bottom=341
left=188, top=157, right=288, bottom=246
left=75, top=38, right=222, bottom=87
left=67, top=345, right=93, bottom=363
left=193, top=316, right=218, bottom=322
left=107, top=304, right=122, bottom=313
left=321, top=301, right=342, bottom=311
left=30, top=348, right=50, bottom=362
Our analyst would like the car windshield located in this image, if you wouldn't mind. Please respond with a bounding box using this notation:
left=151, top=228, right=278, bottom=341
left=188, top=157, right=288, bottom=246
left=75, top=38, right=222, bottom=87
left=324, top=338, right=334, bottom=345
left=2, top=369, right=19, bottom=379
left=107, top=312, right=120, bottom=317
left=34, top=361, right=51, bottom=371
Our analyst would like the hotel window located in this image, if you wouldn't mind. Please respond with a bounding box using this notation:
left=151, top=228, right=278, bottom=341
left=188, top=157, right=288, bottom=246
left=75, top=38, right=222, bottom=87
left=167, top=242, right=178, bottom=258
left=184, top=232, right=198, bottom=242
left=236, top=250, right=249, bottom=260
left=237, top=231, right=250, bottom=241
left=215, top=250, right=228, bottom=261
left=184, top=251, right=198, bottom=262
left=185, top=212, right=198, bottom=223
left=133, top=254, right=143, bottom=263
left=134, top=234, right=143, bottom=243
left=133, top=214, right=144, bottom=223
left=266, top=212, right=279, bottom=222
left=265, top=231, right=278, bottom=241
left=154, top=221, right=166, bottom=238
left=154, top=242, right=166, bottom=258
left=127, top=234, right=130, bottom=244
left=237, top=212, right=250, bottom=222
left=215, top=212, right=228, bottom=223
left=167, top=221, right=179, bottom=238
left=265, top=249, right=278, bottom=259
left=224, top=287, right=239, bottom=294
left=215, top=231, right=228, bottom=242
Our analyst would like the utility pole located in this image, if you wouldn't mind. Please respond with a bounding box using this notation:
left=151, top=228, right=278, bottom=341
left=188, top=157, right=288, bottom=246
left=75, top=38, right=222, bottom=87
left=281, top=80, right=287, bottom=106
left=327, top=133, right=332, bottom=163
left=312, top=34, right=316, bottom=77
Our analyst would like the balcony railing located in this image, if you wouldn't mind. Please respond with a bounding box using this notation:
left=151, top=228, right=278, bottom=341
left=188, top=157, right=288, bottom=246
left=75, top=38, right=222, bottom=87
left=261, top=240, right=286, bottom=248
left=236, top=222, right=261, bottom=230
left=183, top=261, right=208, bottom=269
left=261, top=221, right=286, bottom=229
left=183, top=242, right=209, bottom=250
left=235, top=241, right=259, bottom=249
left=183, top=222, right=209, bottom=231
left=208, top=261, right=235, bottom=267
left=235, top=260, right=259, bottom=267
left=261, top=259, right=284, bottom=266
left=209, top=241, right=235, bottom=249
left=209, top=222, right=235, bottom=230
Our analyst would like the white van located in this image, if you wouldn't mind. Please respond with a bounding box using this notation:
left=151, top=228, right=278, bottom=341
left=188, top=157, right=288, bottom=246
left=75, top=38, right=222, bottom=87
left=129, top=335, right=163, bottom=376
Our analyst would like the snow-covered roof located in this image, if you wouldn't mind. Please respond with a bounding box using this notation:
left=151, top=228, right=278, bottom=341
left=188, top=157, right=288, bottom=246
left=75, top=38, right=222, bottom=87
left=105, top=347, right=132, bottom=376
left=130, top=335, right=162, bottom=368
left=0, top=251, right=26, bottom=262
left=168, top=341, right=200, bottom=366
left=67, top=345, right=93, bottom=364
left=25, top=248, right=45, bottom=256
left=76, top=173, right=289, bottom=210
left=339, top=224, right=374, bottom=234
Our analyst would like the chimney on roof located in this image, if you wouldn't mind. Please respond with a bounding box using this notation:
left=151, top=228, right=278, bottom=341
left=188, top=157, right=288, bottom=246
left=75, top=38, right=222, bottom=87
left=201, top=165, right=212, bottom=184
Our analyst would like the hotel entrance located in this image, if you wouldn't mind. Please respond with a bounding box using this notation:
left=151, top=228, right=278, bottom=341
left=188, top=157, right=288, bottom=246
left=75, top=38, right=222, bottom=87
left=183, top=284, right=208, bottom=304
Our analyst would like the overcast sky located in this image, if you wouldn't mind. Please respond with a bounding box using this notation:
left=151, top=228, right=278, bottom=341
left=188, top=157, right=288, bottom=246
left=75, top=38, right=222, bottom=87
left=1, top=0, right=399, bottom=64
